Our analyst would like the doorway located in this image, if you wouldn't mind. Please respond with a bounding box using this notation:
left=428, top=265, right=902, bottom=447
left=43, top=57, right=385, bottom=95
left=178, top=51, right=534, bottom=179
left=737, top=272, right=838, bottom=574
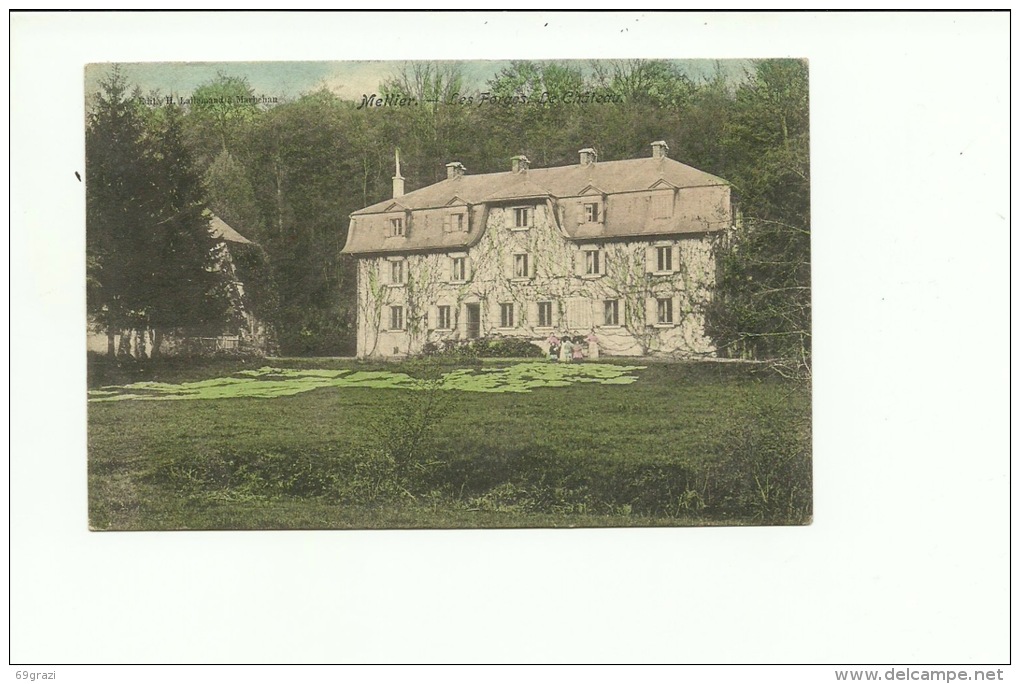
left=465, top=303, right=481, bottom=339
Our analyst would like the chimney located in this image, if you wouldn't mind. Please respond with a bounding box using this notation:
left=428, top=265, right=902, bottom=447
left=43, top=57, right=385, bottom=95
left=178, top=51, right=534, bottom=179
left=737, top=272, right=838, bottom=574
left=511, top=155, right=530, bottom=173
left=392, top=148, right=405, bottom=198
left=651, top=140, right=669, bottom=160
left=446, top=161, right=466, bottom=179
left=579, top=148, right=597, bottom=166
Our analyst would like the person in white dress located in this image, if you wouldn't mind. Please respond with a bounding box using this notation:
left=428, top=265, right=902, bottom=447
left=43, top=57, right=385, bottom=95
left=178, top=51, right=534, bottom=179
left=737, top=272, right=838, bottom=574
left=586, top=329, right=600, bottom=360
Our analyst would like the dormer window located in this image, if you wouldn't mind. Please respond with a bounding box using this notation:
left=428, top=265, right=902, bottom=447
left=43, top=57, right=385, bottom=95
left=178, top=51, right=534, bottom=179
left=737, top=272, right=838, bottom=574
left=389, top=217, right=405, bottom=237
left=444, top=212, right=468, bottom=233
left=652, top=194, right=672, bottom=219
left=513, top=207, right=534, bottom=230
left=584, top=202, right=601, bottom=223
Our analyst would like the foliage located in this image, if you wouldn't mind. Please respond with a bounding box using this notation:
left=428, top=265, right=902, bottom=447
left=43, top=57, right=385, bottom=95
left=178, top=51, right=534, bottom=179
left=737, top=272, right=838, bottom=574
left=87, top=360, right=644, bottom=401
left=185, top=74, right=262, bottom=167
left=86, top=67, right=229, bottom=356
left=706, top=59, right=811, bottom=369
left=369, top=357, right=451, bottom=492
left=90, top=59, right=811, bottom=360
left=240, top=89, right=361, bottom=354
left=86, top=66, right=152, bottom=338
left=711, top=391, right=812, bottom=523
left=420, top=335, right=544, bottom=359
left=139, top=103, right=231, bottom=335
left=204, top=149, right=264, bottom=237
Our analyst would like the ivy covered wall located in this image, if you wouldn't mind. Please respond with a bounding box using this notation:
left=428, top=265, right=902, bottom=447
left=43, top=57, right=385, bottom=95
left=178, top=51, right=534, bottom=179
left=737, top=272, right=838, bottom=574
left=355, top=203, right=720, bottom=358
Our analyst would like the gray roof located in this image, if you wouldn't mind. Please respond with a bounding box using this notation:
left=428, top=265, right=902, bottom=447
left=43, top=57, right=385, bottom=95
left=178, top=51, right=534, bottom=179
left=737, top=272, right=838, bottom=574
left=343, top=155, right=730, bottom=255
left=208, top=213, right=253, bottom=245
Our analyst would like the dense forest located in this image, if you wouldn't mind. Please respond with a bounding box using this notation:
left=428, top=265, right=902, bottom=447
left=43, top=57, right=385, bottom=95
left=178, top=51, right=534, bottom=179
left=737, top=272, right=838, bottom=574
left=86, top=59, right=809, bottom=365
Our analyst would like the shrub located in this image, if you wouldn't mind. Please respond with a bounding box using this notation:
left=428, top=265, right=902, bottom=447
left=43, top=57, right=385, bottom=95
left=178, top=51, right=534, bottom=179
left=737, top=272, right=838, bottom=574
left=419, top=335, right=543, bottom=359
left=710, top=393, right=812, bottom=524
left=370, top=357, right=451, bottom=489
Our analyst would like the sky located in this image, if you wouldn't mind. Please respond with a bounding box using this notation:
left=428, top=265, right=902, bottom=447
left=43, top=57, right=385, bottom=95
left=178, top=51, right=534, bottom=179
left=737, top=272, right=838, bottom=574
left=84, top=58, right=754, bottom=105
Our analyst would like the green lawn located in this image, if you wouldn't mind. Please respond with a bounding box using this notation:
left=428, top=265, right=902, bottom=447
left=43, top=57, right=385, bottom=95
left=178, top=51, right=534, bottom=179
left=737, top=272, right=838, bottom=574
left=87, top=357, right=811, bottom=530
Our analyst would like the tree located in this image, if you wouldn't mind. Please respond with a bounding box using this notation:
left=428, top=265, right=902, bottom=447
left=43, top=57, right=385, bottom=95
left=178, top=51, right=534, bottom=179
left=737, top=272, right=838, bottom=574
left=480, top=61, right=587, bottom=168
left=205, top=149, right=264, bottom=239
left=141, top=103, right=230, bottom=353
left=185, top=74, right=262, bottom=168
left=379, top=62, right=476, bottom=184
left=243, top=89, right=364, bottom=354
left=86, top=67, right=229, bottom=357
left=706, top=59, right=811, bottom=371
left=86, top=67, right=154, bottom=354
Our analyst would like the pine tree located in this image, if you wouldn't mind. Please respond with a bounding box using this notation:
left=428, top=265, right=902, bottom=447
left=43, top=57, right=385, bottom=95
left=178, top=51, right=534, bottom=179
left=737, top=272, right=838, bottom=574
left=86, top=66, right=229, bottom=357
left=86, top=66, right=152, bottom=354
left=142, top=103, right=230, bottom=354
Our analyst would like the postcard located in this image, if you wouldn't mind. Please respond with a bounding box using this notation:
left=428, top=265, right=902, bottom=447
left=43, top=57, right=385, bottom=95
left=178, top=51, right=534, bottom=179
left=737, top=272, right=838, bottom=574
left=84, top=58, right=812, bottom=530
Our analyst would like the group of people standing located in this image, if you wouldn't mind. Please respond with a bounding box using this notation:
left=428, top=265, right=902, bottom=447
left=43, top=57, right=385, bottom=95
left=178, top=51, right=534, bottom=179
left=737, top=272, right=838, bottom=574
left=546, top=330, right=599, bottom=363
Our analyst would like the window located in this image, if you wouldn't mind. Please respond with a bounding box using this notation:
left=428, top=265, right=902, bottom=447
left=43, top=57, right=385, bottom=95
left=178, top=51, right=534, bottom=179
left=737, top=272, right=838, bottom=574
left=444, top=212, right=468, bottom=233
left=437, top=305, right=452, bottom=330
left=389, top=217, right=405, bottom=237
left=451, top=256, right=467, bottom=282
left=656, top=245, right=673, bottom=272
left=514, top=253, right=531, bottom=279
left=390, top=259, right=405, bottom=285
left=513, top=207, right=533, bottom=229
left=604, top=299, right=620, bottom=326
left=584, top=249, right=602, bottom=276
left=538, top=301, right=553, bottom=328
left=584, top=202, right=601, bottom=223
left=500, top=303, right=515, bottom=328
left=567, top=297, right=592, bottom=329
left=652, top=194, right=672, bottom=219
left=389, top=306, right=405, bottom=330
left=657, top=298, right=673, bottom=325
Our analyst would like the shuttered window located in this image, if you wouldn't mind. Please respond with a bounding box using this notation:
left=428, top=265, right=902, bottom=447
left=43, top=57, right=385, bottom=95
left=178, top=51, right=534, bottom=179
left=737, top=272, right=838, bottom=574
left=538, top=301, right=553, bottom=328
left=437, top=305, right=452, bottom=330
left=500, top=303, right=515, bottom=328
left=390, top=306, right=405, bottom=330
left=604, top=299, right=620, bottom=326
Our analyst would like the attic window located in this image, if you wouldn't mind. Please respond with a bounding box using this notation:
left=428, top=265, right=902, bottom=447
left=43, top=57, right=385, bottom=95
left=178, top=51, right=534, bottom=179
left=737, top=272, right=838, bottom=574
left=389, top=217, right=405, bottom=237
left=584, top=202, right=601, bottom=224
left=652, top=194, right=672, bottom=219
left=444, top=212, right=468, bottom=233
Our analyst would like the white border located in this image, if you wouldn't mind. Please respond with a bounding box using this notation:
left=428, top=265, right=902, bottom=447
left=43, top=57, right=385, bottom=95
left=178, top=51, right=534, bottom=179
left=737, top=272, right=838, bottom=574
left=8, top=11, right=1011, bottom=671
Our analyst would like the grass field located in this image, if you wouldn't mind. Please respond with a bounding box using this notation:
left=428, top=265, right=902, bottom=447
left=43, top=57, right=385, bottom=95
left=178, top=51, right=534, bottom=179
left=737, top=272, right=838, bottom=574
left=87, top=356, right=812, bottom=530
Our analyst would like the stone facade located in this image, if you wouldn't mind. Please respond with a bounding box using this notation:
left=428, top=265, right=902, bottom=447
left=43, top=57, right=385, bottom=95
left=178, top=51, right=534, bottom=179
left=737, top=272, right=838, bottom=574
left=346, top=145, right=732, bottom=358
